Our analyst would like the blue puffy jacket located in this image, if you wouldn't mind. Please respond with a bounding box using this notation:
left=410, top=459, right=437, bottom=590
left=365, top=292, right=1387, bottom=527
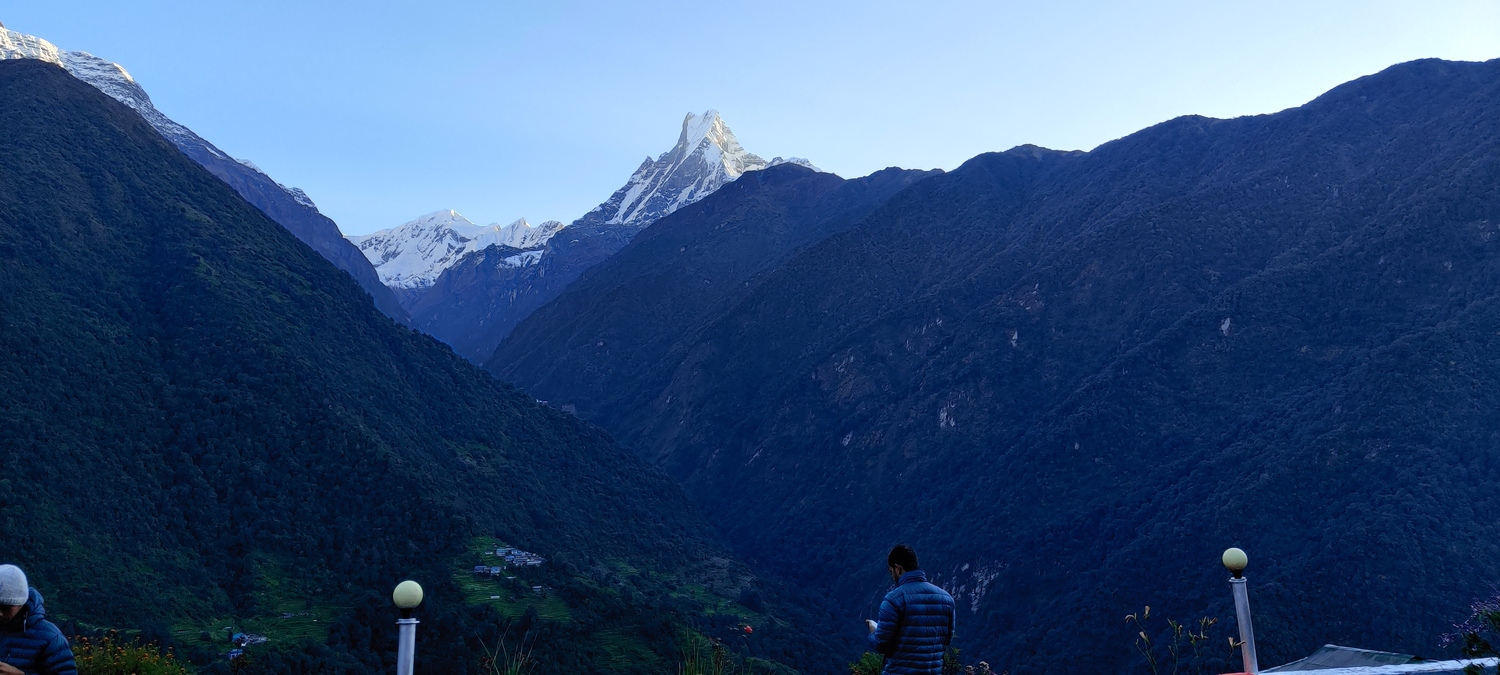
left=867, top=570, right=955, bottom=675
left=0, top=589, right=76, bottom=675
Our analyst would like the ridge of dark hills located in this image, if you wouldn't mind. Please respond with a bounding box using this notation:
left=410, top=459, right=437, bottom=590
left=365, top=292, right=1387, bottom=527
left=0, top=59, right=835, bottom=674
left=492, top=57, right=1500, bottom=673
left=486, top=163, right=941, bottom=418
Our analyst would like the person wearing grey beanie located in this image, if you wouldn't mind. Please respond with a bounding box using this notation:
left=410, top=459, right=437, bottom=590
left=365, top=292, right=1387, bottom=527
left=0, top=564, right=76, bottom=675
left=0, top=567, right=26, bottom=608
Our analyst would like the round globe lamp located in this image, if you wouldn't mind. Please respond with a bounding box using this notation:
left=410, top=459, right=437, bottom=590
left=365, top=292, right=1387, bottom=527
left=393, top=580, right=423, bottom=614
left=1222, top=548, right=1248, bottom=578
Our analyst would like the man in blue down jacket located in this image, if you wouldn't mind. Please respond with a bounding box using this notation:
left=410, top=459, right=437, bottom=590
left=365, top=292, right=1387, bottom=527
left=866, top=545, right=955, bottom=675
left=0, top=565, right=76, bottom=675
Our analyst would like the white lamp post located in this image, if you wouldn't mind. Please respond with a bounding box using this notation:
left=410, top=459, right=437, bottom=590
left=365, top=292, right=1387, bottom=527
left=393, top=580, right=424, bottom=675
left=1222, top=548, right=1259, bottom=674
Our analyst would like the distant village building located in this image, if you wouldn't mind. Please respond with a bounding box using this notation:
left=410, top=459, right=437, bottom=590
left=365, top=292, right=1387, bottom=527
left=475, top=546, right=546, bottom=580
left=472, top=565, right=507, bottom=578
left=229, top=633, right=267, bottom=647
left=495, top=547, right=546, bottom=566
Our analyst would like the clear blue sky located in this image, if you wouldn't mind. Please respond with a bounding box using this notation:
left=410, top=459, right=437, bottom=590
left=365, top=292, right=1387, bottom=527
left=7, top=1, right=1499, bottom=235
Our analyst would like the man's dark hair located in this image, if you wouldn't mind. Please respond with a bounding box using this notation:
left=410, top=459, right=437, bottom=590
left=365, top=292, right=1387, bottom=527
left=888, top=545, right=919, bottom=571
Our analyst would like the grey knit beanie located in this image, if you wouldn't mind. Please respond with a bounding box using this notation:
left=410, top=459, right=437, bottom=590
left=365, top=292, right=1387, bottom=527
left=0, top=565, right=28, bottom=606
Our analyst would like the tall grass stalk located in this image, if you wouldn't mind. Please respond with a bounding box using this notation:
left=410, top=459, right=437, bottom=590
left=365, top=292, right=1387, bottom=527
left=479, top=624, right=534, bottom=675
left=680, top=635, right=736, bottom=675
left=1125, top=606, right=1221, bottom=675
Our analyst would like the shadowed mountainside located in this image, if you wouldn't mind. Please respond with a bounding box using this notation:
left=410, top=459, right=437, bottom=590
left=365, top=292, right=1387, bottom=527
left=487, top=163, right=941, bottom=410
left=179, top=145, right=410, bottom=324
left=492, top=58, right=1500, bottom=672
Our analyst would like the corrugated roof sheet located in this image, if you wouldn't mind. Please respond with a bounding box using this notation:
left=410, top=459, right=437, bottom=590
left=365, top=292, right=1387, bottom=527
left=1266, top=645, right=1419, bottom=672
left=1261, top=645, right=1497, bottom=675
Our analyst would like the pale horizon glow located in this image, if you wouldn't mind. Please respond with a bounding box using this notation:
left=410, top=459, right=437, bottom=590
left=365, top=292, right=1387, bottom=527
left=7, top=1, right=1499, bottom=235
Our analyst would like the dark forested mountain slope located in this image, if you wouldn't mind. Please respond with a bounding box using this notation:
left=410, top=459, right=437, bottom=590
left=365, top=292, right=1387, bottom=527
left=179, top=145, right=410, bottom=324
left=0, top=59, right=831, bottom=674
left=1, top=26, right=409, bottom=324
left=491, top=58, right=1500, bottom=672
left=487, top=164, right=939, bottom=418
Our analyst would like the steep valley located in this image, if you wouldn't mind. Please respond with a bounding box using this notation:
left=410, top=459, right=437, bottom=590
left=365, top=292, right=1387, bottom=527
left=0, top=58, right=841, bottom=674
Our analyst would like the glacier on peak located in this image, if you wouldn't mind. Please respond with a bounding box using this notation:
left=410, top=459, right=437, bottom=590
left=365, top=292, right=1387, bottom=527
left=504, top=250, right=545, bottom=268
left=350, top=210, right=564, bottom=290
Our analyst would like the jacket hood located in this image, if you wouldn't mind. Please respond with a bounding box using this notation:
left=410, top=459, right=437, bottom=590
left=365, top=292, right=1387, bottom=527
left=23, top=588, right=45, bottom=627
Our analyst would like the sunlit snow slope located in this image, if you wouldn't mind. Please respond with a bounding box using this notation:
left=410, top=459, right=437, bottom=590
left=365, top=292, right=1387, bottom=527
left=350, top=211, right=564, bottom=291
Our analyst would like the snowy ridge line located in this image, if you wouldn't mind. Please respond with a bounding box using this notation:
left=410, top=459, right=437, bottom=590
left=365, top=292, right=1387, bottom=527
left=1, top=26, right=320, bottom=211
left=0, top=26, right=62, bottom=64
left=350, top=210, right=564, bottom=289
left=351, top=109, right=818, bottom=296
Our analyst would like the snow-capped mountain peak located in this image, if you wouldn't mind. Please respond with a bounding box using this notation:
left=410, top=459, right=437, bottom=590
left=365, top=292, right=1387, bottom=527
left=348, top=110, right=818, bottom=358
left=1, top=27, right=320, bottom=209
left=583, top=110, right=820, bottom=228
left=349, top=211, right=564, bottom=290
left=677, top=110, right=759, bottom=179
